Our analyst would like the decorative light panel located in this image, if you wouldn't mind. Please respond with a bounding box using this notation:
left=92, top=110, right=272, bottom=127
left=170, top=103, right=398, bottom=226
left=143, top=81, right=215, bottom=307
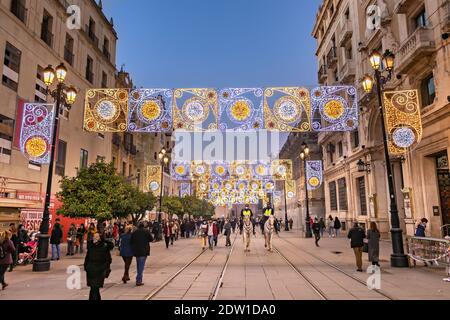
left=383, top=90, right=422, bottom=155
left=264, top=87, right=311, bottom=132
left=273, top=191, right=282, bottom=204
left=145, top=165, right=162, bottom=195
left=20, top=103, right=55, bottom=164
left=173, top=88, right=218, bottom=131
left=84, top=89, right=129, bottom=132
left=230, top=161, right=251, bottom=180
left=251, top=161, right=271, bottom=179
left=306, top=161, right=323, bottom=191
left=263, top=180, right=276, bottom=193
left=218, top=88, right=263, bottom=131
left=211, top=161, right=230, bottom=180
left=128, top=89, right=173, bottom=132
left=180, top=183, right=191, bottom=198
left=310, top=86, right=358, bottom=132
left=285, top=180, right=297, bottom=199
left=171, top=161, right=191, bottom=181
left=271, top=159, right=293, bottom=180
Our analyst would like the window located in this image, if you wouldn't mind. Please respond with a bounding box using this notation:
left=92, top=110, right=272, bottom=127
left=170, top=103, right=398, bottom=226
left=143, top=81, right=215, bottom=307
left=86, top=56, right=94, bottom=83
left=28, top=161, right=41, bottom=171
left=122, top=161, right=126, bottom=176
left=80, top=149, right=88, bottom=169
left=129, top=164, right=132, bottom=177
left=421, top=74, right=436, bottom=107
left=357, top=177, right=367, bottom=216
left=101, top=71, right=108, bottom=88
left=35, top=66, right=47, bottom=103
left=103, top=37, right=110, bottom=60
left=338, top=178, right=348, bottom=211
left=345, top=8, right=350, bottom=20
left=345, top=45, right=353, bottom=60
left=352, top=130, right=360, bottom=149
left=338, top=141, right=344, bottom=157
left=3, top=42, right=21, bottom=91
left=56, top=140, right=67, bottom=176
left=10, top=0, right=27, bottom=24
left=64, top=34, right=74, bottom=66
left=0, top=133, right=12, bottom=164
left=154, top=152, right=157, bottom=160
left=414, top=9, right=427, bottom=29
left=112, top=156, right=116, bottom=169
left=41, top=10, right=53, bottom=47
left=329, top=181, right=338, bottom=211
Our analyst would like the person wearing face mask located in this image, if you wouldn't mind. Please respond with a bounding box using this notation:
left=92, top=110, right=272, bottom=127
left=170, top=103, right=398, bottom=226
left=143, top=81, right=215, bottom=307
left=260, top=201, right=274, bottom=233
left=241, top=204, right=253, bottom=220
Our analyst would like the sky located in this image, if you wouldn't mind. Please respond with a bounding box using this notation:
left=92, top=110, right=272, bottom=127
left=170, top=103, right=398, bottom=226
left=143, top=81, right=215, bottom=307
left=102, top=0, right=322, bottom=89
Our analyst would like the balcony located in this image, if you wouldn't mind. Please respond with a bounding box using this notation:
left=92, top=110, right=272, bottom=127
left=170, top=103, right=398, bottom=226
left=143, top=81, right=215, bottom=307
left=394, top=0, right=420, bottom=14
left=327, top=47, right=338, bottom=68
left=84, top=25, right=99, bottom=47
left=112, top=133, right=121, bottom=146
left=10, top=0, right=27, bottom=24
left=339, top=59, right=356, bottom=83
left=395, top=27, right=436, bottom=74
left=338, top=20, right=353, bottom=47
left=41, top=29, right=54, bottom=48
left=318, top=64, right=327, bottom=83
left=64, top=46, right=74, bottom=66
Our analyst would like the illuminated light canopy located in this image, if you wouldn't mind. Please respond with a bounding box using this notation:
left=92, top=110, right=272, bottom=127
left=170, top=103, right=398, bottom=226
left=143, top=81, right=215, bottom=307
left=171, top=161, right=191, bottom=181
left=383, top=90, right=423, bottom=155
left=20, top=103, right=55, bottom=164
left=128, top=89, right=173, bottom=132
left=219, top=88, right=263, bottom=131
left=211, top=161, right=230, bottom=180
left=311, top=86, right=358, bottom=132
left=306, top=161, right=323, bottom=191
left=145, top=165, right=162, bottom=195
left=264, top=87, right=311, bottom=132
left=271, top=160, right=293, bottom=180
left=180, top=183, right=191, bottom=198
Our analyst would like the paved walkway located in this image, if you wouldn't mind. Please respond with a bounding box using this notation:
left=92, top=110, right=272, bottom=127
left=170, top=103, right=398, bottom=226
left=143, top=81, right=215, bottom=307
left=1, top=230, right=449, bottom=300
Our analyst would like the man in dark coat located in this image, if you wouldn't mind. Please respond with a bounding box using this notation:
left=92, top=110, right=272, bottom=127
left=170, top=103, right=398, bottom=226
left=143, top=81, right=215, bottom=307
left=84, top=233, right=112, bottom=300
left=347, top=222, right=366, bottom=272
left=312, top=218, right=321, bottom=247
left=50, top=219, right=63, bottom=261
left=131, top=222, right=153, bottom=286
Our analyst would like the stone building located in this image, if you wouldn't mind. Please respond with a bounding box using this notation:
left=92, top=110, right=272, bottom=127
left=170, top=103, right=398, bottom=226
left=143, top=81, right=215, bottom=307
left=312, top=0, right=450, bottom=237
left=0, top=0, right=117, bottom=230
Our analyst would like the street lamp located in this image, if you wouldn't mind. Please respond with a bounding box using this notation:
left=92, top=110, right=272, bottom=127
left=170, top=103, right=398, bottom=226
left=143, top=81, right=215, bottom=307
left=33, top=63, right=77, bottom=272
left=158, top=148, right=170, bottom=224
left=360, top=49, right=409, bottom=268
left=300, top=142, right=312, bottom=238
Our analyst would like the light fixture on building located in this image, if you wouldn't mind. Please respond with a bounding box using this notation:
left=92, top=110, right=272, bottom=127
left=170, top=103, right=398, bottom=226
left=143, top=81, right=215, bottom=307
left=43, top=65, right=55, bottom=86
left=55, top=63, right=68, bottom=83
left=65, top=86, right=77, bottom=105
left=369, top=50, right=382, bottom=70
left=362, top=74, right=374, bottom=93
left=357, top=159, right=371, bottom=174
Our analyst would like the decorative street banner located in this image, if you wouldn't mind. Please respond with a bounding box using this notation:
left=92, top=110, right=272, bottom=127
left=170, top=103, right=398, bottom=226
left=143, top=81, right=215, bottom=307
left=271, top=159, right=293, bottom=180
left=273, top=191, right=282, bottom=204
left=210, top=179, right=223, bottom=191
left=264, top=87, right=311, bottom=132
left=84, top=89, right=129, bottom=132
left=383, top=89, right=423, bottom=155
left=180, top=183, right=191, bottom=198
left=145, top=165, right=162, bottom=195
left=191, top=161, right=211, bottom=179
left=196, top=179, right=210, bottom=195
left=285, top=180, right=297, bottom=199
left=128, top=89, right=173, bottom=132
left=211, top=161, right=230, bottom=180
left=310, top=85, right=358, bottom=132
left=230, top=161, right=251, bottom=180
left=173, top=88, right=219, bottom=131
left=218, top=88, right=264, bottom=131
left=251, top=161, right=271, bottom=180
left=20, top=103, right=55, bottom=164
left=263, top=180, right=276, bottom=193
left=306, top=160, right=323, bottom=191
left=171, top=161, right=191, bottom=181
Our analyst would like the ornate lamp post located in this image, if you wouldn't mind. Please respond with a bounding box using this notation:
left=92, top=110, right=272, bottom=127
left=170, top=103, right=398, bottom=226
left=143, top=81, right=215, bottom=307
left=158, top=148, right=170, bottom=223
left=300, top=142, right=312, bottom=238
left=361, top=50, right=409, bottom=267
left=33, top=63, right=77, bottom=272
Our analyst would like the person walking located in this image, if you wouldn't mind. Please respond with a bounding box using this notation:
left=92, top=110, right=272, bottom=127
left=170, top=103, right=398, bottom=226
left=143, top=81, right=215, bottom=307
left=8, top=224, right=18, bottom=272
left=170, top=221, right=177, bottom=245
left=334, top=217, right=342, bottom=238
left=131, top=222, right=153, bottom=286
left=0, top=231, right=15, bottom=290
left=207, top=220, right=217, bottom=251
left=163, top=221, right=172, bottom=249
left=224, top=219, right=232, bottom=247
left=327, top=216, right=334, bottom=238
left=17, top=224, right=29, bottom=254
left=86, top=223, right=96, bottom=250
left=319, top=218, right=326, bottom=238
left=75, top=224, right=86, bottom=254
left=50, top=219, right=63, bottom=261
left=231, top=219, right=236, bottom=234
left=119, top=225, right=134, bottom=284
left=83, top=233, right=113, bottom=300
left=367, top=222, right=381, bottom=267
left=415, top=218, right=428, bottom=237
left=213, top=220, right=219, bottom=247
left=312, top=218, right=321, bottom=247
left=289, top=218, right=294, bottom=231
left=199, top=221, right=208, bottom=250
left=348, top=222, right=366, bottom=272
left=66, top=224, right=77, bottom=256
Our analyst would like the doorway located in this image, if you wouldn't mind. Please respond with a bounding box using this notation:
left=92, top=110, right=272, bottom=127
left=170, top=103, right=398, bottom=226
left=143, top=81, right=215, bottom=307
left=436, top=152, right=450, bottom=236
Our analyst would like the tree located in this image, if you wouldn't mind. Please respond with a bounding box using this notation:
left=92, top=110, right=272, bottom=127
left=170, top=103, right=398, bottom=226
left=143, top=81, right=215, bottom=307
left=161, top=196, right=183, bottom=218
left=57, top=162, right=131, bottom=222
left=129, top=186, right=157, bottom=225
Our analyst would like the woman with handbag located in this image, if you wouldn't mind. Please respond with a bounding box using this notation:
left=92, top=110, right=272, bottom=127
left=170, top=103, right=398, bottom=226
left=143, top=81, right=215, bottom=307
left=119, top=225, right=134, bottom=284
left=367, top=222, right=381, bottom=267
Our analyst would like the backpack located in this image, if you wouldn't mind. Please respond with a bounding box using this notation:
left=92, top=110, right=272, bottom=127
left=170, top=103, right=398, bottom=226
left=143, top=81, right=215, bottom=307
left=0, top=243, right=7, bottom=259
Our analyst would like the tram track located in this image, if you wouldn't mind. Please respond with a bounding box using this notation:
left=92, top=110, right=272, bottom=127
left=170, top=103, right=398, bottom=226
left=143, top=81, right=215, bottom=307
left=277, top=236, right=396, bottom=300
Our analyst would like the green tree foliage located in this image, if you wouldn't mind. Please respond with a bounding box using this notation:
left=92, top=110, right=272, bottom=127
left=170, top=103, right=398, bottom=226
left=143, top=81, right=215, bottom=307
left=179, top=195, right=215, bottom=218
left=161, top=196, right=183, bottom=217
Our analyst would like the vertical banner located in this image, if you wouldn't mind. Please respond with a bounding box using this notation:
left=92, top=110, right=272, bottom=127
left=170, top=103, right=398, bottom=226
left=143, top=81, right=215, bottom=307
left=180, top=183, right=191, bottom=198
left=383, top=89, right=422, bottom=155
left=19, top=103, right=55, bottom=164
left=145, top=165, right=162, bottom=195
left=285, top=180, right=297, bottom=199
left=306, top=160, right=323, bottom=191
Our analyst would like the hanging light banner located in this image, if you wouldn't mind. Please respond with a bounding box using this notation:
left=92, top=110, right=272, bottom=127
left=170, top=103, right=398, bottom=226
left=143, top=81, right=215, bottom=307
left=271, top=159, right=293, bottom=180
left=383, top=90, right=423, bottom=155
left=210, top=179, right=223, bottom=191
left=218, top=88, right=264, bottom=131
left=84, top=89, right=129, bottom=132
left=263, top=180, right=276, bottom=193
left=128, top=89, right=173, bottom=132
left=196, top=179, right=210, bottom=194
left=285, top=180, right=297, bottom=199
left=230, top=161, right=251, bottom=180
left=145, top=165, right=162, bottom=195
left=310, top=86, right=358, bottom=132
left=273, top=191, right=282, bottom=204
left=173, top=88, right=218, bottom=131
left=191, top=161, right=211, bottom=179
left=171, top=161, right=191, bottom=181
left=20, top=103, right=55, bottom=164
left=180, top=183, right=191, bottom=198
left=306, top=161, right=323, bottom=191
left=211, top=161, right=230, bottom=180
left=251, top=161, right=271, bottom=179
left=264, top=87, right=311, bottom=132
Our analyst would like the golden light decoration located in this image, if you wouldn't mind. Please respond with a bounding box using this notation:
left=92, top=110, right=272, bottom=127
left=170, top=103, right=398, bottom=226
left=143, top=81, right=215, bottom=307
left=145, top=165, right=162, bottom=195
left=84, top=89, right=129, bottom=132
left=323, top=100, right=345, bottom=120
left=230, top=100, right=251, bottom=122
left=175, top=165, right=186, bottom=175
left=383, top=90, right=423, bottom=155
left=285, top=180, right=297, bottom=199
left=271, top=159, right=293, bottom=180
left=141, top=100, right=162, bottom=121
left=25, top=137, right=47, bottom=158
left=308, top=177, right=320, bottom=188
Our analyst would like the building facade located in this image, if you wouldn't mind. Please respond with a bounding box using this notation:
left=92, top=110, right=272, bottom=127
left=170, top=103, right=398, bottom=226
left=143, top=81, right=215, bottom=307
left=312, top=0, right=450, bottom=237
left=0, top=0, right=117, bottom=230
